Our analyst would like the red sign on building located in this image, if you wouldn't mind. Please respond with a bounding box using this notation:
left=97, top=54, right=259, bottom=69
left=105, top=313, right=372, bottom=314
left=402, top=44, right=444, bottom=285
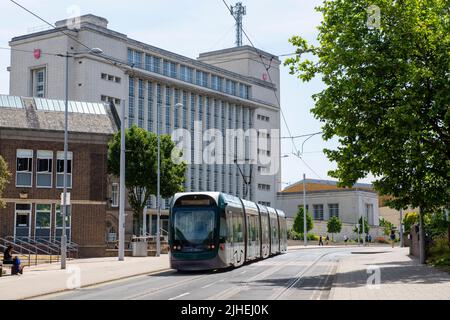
left=34, top=49, right=41, bottom=60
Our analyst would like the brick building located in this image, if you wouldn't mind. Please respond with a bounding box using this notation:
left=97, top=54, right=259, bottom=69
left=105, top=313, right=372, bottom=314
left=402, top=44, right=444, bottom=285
left=0, top=94, right=118, bottom=257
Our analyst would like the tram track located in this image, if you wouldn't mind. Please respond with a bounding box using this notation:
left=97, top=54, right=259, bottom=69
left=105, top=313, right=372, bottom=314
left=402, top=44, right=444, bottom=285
left=271, top=250, right=341, bottom=300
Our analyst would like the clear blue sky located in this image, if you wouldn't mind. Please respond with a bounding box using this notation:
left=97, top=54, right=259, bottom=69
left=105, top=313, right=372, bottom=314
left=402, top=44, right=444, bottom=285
left=0, top=0, right=375, bottom=187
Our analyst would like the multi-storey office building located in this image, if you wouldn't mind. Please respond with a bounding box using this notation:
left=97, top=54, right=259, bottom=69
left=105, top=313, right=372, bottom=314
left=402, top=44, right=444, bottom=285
left=8, top=14, right=282, bottom=216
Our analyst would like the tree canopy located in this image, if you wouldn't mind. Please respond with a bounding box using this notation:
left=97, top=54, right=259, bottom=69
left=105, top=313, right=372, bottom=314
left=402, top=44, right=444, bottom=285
left=293, top=207, right=314, bottom=235
left=108, top=125, right=187, bottom=234
left=285, top=0, right=449, bottom=213
left=327, top=216, right=343, bottom=240
left=285, top=0, right=449, bottom=263
left=0, top=155, right=11, bottom=208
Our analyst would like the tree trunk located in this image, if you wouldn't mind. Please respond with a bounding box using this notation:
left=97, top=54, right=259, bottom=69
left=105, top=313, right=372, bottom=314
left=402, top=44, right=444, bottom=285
left=419, top=207, right=426, bottom=264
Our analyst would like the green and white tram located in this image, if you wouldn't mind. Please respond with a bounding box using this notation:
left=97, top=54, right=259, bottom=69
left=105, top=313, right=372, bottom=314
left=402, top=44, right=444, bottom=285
left=169, top=192, right=288, bottom=271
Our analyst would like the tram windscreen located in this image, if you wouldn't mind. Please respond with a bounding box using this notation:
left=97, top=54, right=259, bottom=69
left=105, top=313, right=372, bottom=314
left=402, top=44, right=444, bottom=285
left=173, top=209, right=216, bottom=246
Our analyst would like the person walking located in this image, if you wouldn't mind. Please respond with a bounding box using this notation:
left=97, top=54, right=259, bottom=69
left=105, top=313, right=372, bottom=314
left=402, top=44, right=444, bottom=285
left=390, top=230, right=396, bottom=248
left=319, top=236, right=324, bottom=246
left=344, top=235, right=349, bottom=246
left=326, top=235, right=330, bottom=246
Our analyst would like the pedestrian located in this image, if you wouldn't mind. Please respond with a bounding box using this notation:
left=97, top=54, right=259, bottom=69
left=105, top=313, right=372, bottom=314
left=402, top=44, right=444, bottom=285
left=2, top=245, right=14, bottom=265
left=390, top=230, right=396, bottom=248
left=2, top=245, right=24, bottom=275
left=344, top=235, right=349, bottom=245
left=319, top=236, right=324, bottom=246
left=368, top=234, right=372, bottom=243
left=326, top=235, right=330, bottom=245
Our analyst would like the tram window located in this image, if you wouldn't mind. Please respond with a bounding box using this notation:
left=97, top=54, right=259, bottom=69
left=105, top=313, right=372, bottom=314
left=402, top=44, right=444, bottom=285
left=220, top=216, right=228, bottom=242
left=233, top=213, right=244, bottom=243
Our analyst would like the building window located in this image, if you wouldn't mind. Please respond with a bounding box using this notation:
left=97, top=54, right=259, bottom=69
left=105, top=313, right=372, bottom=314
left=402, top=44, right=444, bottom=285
left=32, top=68, right=46, bottom=98
left=128, top=49, right=142, bottom=69
left=180, top=65, right=193, bottom=83
left=36, top=204, right=51, bottom=229
left=111, top=183, right=119, bottom=208
left=129, top=77, right=135, bottom=127
left=257, top=114, right=270, bottom=122
left=36, top=151, right=53, bottom=188
left=16, top=150, right=33, bottom=187
left=15, top=204, right=31, bottom=228
left=56, top=151, right=73, bottom=189
left=145, top=54, right=161, bottom=74
left=101, top=73, right=121, bottom=84
left=174, top=89, right=180, bottom=129
left=196, top=70, right=208, bottom=87
left=313, top=204, right=324, bottom=220
left=165, top=86, right=171, bottom=133
left=163, top=60, right=177, bottom=78
left=182, top=91, right=188, bottom=129
left=147, top=82, right=154, bottom=132
left=329, top=204, right=339, bottom=218
left=56, top=205, right=71, bottom=229
left=258, top=201, right=271, bottom=207
left=138, top=79, right=145, bottom=128
left=258, top=184, right=271, bottom=191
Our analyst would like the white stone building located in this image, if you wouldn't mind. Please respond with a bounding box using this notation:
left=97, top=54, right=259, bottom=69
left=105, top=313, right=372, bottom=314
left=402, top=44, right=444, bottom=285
left=277, top=179, right=383, bottom=240
left=8, top=14, right=282, bottom=209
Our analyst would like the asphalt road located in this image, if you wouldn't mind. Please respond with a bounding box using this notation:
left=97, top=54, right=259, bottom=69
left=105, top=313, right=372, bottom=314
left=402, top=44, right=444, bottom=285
left=39, top=247, right=358, bottom=300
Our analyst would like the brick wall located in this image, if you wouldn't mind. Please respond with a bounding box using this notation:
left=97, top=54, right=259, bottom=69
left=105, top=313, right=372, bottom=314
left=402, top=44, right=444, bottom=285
left=0, top=131, right=110, bottom=257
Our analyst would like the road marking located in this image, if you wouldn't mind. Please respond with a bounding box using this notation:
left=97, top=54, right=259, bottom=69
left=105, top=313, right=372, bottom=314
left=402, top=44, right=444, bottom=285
left=169, top=292, right=190, bottom=300
left=201, top=279, right=224, bottom=289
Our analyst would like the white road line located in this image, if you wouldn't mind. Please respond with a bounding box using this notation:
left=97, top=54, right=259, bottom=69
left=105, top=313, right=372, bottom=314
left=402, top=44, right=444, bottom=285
left=201, top=279, right=224, bottom=289
left=169, top=292, right=190, bottom=300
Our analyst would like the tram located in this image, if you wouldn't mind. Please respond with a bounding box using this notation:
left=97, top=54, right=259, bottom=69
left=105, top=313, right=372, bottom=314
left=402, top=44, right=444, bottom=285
left=169, top=192, right=288, bottom=271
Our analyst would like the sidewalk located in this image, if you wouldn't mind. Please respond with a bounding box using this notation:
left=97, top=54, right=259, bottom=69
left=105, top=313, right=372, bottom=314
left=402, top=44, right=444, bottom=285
left=0, top=255, right=170, bottom=300
left=329, top=248, right=450, bottom=300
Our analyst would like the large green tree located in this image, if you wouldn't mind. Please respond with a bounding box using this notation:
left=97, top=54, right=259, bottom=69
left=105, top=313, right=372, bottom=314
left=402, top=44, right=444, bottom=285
left=285, top=0, right=449, bottom=263
left=293, top=207, right=314, bottom=235
left=0, top=155, right=11, bottom=208
left=108, top=125, right=187, bottom=235
left=327, top=216, right=343, bottom=241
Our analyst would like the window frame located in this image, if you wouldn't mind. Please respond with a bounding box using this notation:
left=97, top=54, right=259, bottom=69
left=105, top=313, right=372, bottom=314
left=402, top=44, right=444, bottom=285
left=111, top=183, right=119, bottom=208
left=36, top=150, right=53, bottom=189
left=35, top=203, right=52, bottom=231
left=16, top=149, right=33, bottom=188
left=56, top=151, right=73, bottom=189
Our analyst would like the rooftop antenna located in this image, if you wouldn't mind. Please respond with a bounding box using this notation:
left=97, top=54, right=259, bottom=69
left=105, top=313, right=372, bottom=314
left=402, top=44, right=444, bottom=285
left=231, top=2, right=246, bottom=47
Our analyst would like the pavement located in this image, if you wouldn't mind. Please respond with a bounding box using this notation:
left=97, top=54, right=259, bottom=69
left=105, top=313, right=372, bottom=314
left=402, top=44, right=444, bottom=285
left=329, top=247, right=450, bottom=300
left=2, top=246, right=450, bottom=300
left=0, top=255, right=170, bottom=300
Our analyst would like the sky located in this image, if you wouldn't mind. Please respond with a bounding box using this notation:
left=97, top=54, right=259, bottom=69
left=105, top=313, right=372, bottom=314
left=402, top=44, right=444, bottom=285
left=0, top=0, right=375, bottom=187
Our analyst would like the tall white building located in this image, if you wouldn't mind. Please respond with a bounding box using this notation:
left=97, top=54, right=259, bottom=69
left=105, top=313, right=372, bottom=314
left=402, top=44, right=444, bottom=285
left=8, top=14, right=282, bottom=208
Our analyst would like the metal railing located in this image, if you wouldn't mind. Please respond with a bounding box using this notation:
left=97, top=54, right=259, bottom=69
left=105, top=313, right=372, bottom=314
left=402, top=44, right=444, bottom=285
left=0, top=237, right=33, bottom=267
left=8, top=237, right=60, bottom=264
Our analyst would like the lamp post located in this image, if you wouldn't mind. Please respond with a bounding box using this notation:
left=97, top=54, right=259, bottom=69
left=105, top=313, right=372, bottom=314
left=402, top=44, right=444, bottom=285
left=59, top=48, right=103, bottom=270
left=156, top=102, right=183, bottom=257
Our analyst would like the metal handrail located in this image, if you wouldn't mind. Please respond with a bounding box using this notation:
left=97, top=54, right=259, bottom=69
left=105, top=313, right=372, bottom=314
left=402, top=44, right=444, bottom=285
left=33, top=237, right=61, bottom=254
left=7, top=236, right=55, bottom=256
left=0, top=237, right=32, bottom=267
left=16, top=237, right=61, bottom=264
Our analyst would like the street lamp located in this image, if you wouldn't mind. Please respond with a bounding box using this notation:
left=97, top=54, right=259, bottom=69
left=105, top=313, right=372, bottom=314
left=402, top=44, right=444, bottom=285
left=156, top=102, right=184, bottom=257
left=59, top=47, right=103, bottom=270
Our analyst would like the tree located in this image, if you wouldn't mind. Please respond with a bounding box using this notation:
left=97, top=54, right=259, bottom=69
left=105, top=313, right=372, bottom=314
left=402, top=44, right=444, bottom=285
left=327, top=216, right=342, bottom=241
left=0, top=155, right=11, bottom=208
left=108, top=125, right=187, bottom=235
left=293, top=206, right=314, bottom=235
left=379, top=217, right=395, bottom=236
left=403, top=212, right=419, bottom=235
left=285, top=0, right=450, bottom=264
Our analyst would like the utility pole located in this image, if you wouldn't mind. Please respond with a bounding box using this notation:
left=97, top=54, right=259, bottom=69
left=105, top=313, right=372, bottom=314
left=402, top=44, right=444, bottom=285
left=61, top=52, right=69, bottom=270
left=303, top=174, right=307, bottom=246
left=118, top=99, right=126, bottom=262
left=231, top=2, right=246, bottom=46
left=400, top=208, right=404, bottom=248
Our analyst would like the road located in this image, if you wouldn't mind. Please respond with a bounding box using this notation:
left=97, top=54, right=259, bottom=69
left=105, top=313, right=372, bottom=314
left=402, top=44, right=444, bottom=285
left=38, top=247, right=361, bottom=300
